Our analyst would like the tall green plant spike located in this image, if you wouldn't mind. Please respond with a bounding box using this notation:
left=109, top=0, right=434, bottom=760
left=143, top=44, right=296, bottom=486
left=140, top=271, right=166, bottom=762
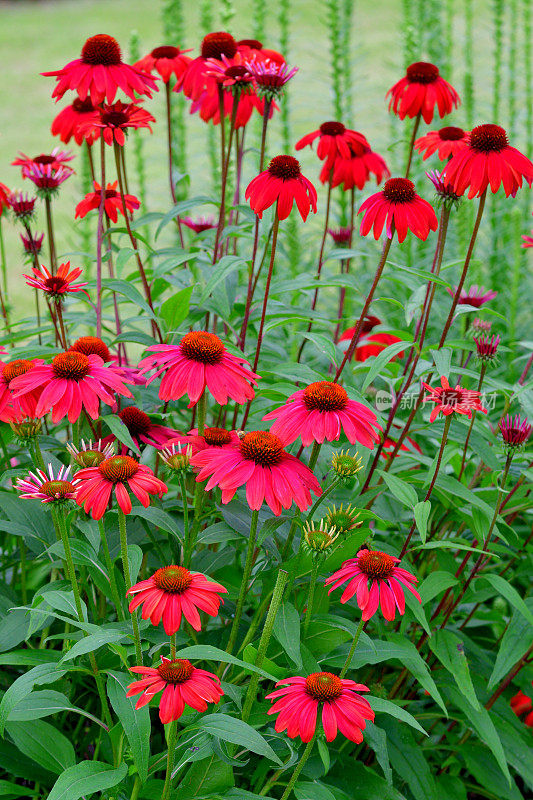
left=463, top=0, right=475, bottom=128
left=162, top=0, right=188, bottom=200
left=129, top=32, right=148, bottom=213
left=326, top=0, right=343, bottom=121
left=220, top=0, right=235, bottom=28
left=443, top=0, right=454, bottom=78
left=508, top=0, right=518, bottom=139
left=492, top=0, right=504, bottom=121
left=254, top=0, right=267, bottom=40
left=402, top=0, right=418, bottom=68
left=79, top=145, right=93, bottom=267
left=200, top=0, right=220, bottom=193
left=341, top=0, right=354, bottom=124
left=426, top=0, right=445, bottom=64
left=508, top=208, right=523, bottom=364
left=524, top=0, right=532, bottom=151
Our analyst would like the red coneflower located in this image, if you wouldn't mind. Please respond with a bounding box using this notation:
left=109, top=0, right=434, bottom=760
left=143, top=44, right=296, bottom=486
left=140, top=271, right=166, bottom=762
left=180, top=426, right=241, bottom=456
left=523, top=230, right=533, bottom=248
left=266, top=672, right=374, bottom=742
left=510, top=687, right=533, bottom=728
left=443, top=124, right=533, bottom=198
left=0, top=183, right=10, bottom=215
left=328, top=227, right=353, bottom=245
left=23, top=262, right=89, bottom=299
left=8, top=192, right=36, bottom=221
left=422, top=375, right=487, bottom=422
left=245, top=155, right=317, bottom=221
left=24, top=164, right=73, bottom=197
left=139, top=331, right=258, bottom=407
left=415, top=126, right=469, bottom=161
left=244, top=59, right=298, bottom=100
left=51, top=98, right=100, bottom=145
left=324, top=141, right=390, bottom=191
left=75, top=454, right=168, bottom=519
left=325, top=549, right=421, bottom=621
left=42, top=33, right=158, bottom=105
left=127, top=566, right=227, bottom=633
left=69, top=336, right=111, bottom=362
left=12, top=148, right=74, bottom=176
left=0, top=359, right=42, bottom=421
left=75, top=181, right=140, bottom=223
left=191, top=430, right=321, bottom=516
left=11, top=351, right=133, bottom=424
left=262, top=381, right=381, bottom=448
left=127, top=657, right=223, bottom=724
left=134, top=45, right=193, bottom=84
left=20, top=232, right=44, bottom=255
left=296, top=123, right=370, bottom=169
left=447, top=284, right=497, bottom=308
left=103, top=406, right=182, bottom=450
left=499, top=414, right=531, bottom=449
left=339, top=318, right=405, bottom=362
left=358, top=177, right=438, bottom=243
left=181, top=215, right=217, bottom=233
left=81, top=101, right=156, bottom=147
left=386, top=61, right=460, bottom=124
left=381, top=430, right=422, bottom=461
left=474, top=334, right=500, bottom=362
left=177, top=31, right=238, bottom=101
left=236, top=39, right=285, bottom=65
left=16, top=464, right=78, bottom=503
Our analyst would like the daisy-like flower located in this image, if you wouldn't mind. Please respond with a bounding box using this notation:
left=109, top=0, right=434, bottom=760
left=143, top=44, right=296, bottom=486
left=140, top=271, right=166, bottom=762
left=386, top=61, right=460, bottom=124
left=177, top=31, right=238, bottom=101
left=245, top=59, right=298, bottom=100
left=236, top=39, right=285, bottom=65
left=42, top=33, right=158, bottom=105
left=266, top=672, right=374, bottom=743
left=328, top=227, right=353, bottom=245
left=75, top=454, right=168, bottom=519
left=16, top=463, right=78, bottom=503
left=81, top=101, right=155, bottom=147
left=191, top=430, right=322, bottom=516
left=127, top=565, right=227, bottom=634
left=0, top=358, right=42, bottom=421
left=422, top=375, right=487, bottom=422
left=139, top=331, right=258, bottom=407
left=296, top=123, right=371, bottom=170
left=443, top=124, right=533, bottom=198
left=127, top=657, right=223, bottom=724
left=23, top=262, right=89, bottom=299
left=324, top=141, right=390, bottom=191
left=182, top=426, right=241, bottom=456
left=12, top=148, right=74, bottom=177
left=134, top=45, right=193, bottom=84
left=415, top=126, right=469, bottom=161
left=75, top=181, right=140, bottom=223
left=25, top=164, right=73, bottom=197
left=245, top=155, right=317, bottom=221
left=8, top=192, right=36, bottom=221
left=66, top=438, right=115, bottom=467
left=474, top=334, right=500, bottom=363
left=447, top=284, right=497, bottom=308
left=358, top=177, right=438, bottom=243
left=182, top=216, right=217, bottom=233
left=0, top=183, right=11, bottom=215
left=206, top=53, right=254, bottom=94
left=103, top=406, right=181, bottom=451
left=69, top=336, right=111, bottom=362
left=11, top=351, right=133, bottom=424
left=339, top=318, right=404, bottom=362
left=262, top=381, right=381, bottom=449
left=51, top=97, right=99, bottom=145
left=20, top=232, right=44, bottom=256
left=325, top=549, right=421, bottom=621
left=499, top=414, right=531, bottom=450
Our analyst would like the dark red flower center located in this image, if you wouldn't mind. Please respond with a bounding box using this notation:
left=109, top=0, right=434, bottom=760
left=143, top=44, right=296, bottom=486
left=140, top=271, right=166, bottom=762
left=406, top=61, right=439, bottom=84
left=238, top=39, right=263, bottom=49
left=358, top=549, right=396, bottom=579
left=469, top=124, right=509, bottom=153
left=319, top=121, right=346, bottom=136
left=203, top=427, right=232, bottom=446
left=73, top=97, right=95, bottom=113
left=268, top=155, right=301, bottom=180
left=33, top=155, right=56, bottom=165
left=240, top=431, right=284, bottom=467
left=43, top=276, right=68, bottom=293
left=438, top=126, right=465, bottom=141
left=101, top=110, right=129, bottom=127
left=361, top=315, right=381, bottom=334
left=180, top=331, right=224, bottom=364
left=104, top=188, right=119, bottom=199
left=70, top=336, right=111, bottom=362
left=81, top=34, right=122, bottom=66
left=39, top=480, right=75, bottom=498
left=151, top=45, right=179, bottom=59
left=52, top=351, right=90, bottom=381
left=119, top=406, right=152, bottom=437
left=439, top=388, right=464, bottom=406
left=153, top=565, right=193, bottom=594
left=157, top=658, right=194, bottom=684
left=305, top=672, right=343, bottom=702
left=303, top=381, right=348, bottom=412
left=98, top=455, right=139, bottom=482
left=201, top=31, right=237, bottom=60
left=225, top=65, right=250, bottom=80
left=3, top=359, right=34, bottom=384
left=383, top=177, right=416, bottom=203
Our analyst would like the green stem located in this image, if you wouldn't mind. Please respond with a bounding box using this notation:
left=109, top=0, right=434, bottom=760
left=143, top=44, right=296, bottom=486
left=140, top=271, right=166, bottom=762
left=161, top=720, right=178, bottom=800
left=179, top=473, right=190, bottom=564
left=184, top=392, right=207, bottom=568
left=307, top=441, right=322, bottom=472
left=303, top=560, right=320, bottom=637
left=458, top=363, right=487, bottom=480
left=33, top=438, right=46, bottom=470
left=404, top=112, right=421, bottom=178
left=279, top=732, right=317, bottom=800
left=97, top=519, right=125, bottom=621
left=170, top=632, right=176, bottom=659
left=225, top=508, right=260, bottom=657
left=117, top=508, right=143, bottom=664
left=340, top=616, right=364, bottom=678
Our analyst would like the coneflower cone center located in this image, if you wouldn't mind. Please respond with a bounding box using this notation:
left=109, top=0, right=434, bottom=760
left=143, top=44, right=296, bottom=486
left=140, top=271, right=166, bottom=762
left=383, top=178, right=416, bottom=203
left=82, top=34, right=122, bottom=66
left=238, top=39, right=263, bottom=49
left=439, top=126, right=465, bottom=141
left=72, top=97, right=95, bottom=113
left=319, top=121, right=346, bottom=136
left=99, top=455, right=139, bottom=482
left=157, top=659, right=194, bottom=684
left=439, top=389, right=464, bottom=406
left=469, top=124, right=509, bottom=152
left=305, top=672, right=343, bottom=701
left=119, top=407, right=152, bottom=437
left=70, top=336, right=111, bottom=362
left=406, top=61, right=439, bottom=83
left=77, top=450, right=106, bottom=467
left=4, top=359, right=34, bottom=384
left=40, top=480, right=75, bottom=498
left=151, top=46, right=179, bottom=59
left=268, top=155, right=301, bottom=180
left=52, top=352, right=90, bottom=381
left=303, top=381, right=348, bottom=412
left=33, top=155, right=56, bottom=165
left=203, top=427, right=232, bottom=446
left=240, top=431, right=284, bottom=466
left=104, top=188, right=119, bottom=199
left=225, top=65, right=251, bottom=81
left=101, top=110, right=129, bottom=127
left=180, top=331, right=224, bottom=364
left=153, top=566, right=193, bottom=594
left=201, top=31, right=237, bottom=60
left=358, top=550, right=395, bottom=579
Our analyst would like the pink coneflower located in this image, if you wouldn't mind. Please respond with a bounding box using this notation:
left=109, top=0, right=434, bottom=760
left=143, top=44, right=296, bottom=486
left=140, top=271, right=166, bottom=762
left=75, top=181, right=140, bottom=222
left=296, top=123, right=370, bottom=170
left=0, top=359, right=42, bottom=421
left=181, top=216, right=217, bottom=233
left=42, top=34, right=158, bottom=105
left=24, top=164, right=73, bottom=197
left=266, top=672, right=374, bottom=743
left=415, top=126, right=469, bottom=161
left=12, top=148, right=74, bottom=176
left=139, top=331, right=258, bottom=407
left=422, top=376, right=487, bottom=422
left=75, top=454, right=168, bottom=519
left=206, top=53, right=254, bottom=93
left=81, top=101, right=156, bottom=147
left=358, top=177, right=438, bottom=243
left=328, top=227, right=353, bottom=245
left=69, top=336, right=111, bottom=362
left=20, top=232, right=44, bottom=256
left=8, top=192, right=36, bottom=221
left=443, top=124, right=533, bottom=198
left=67, top=438, right=115, bottom=467
left=51, top=98, right=99, bottom=145
left=11, top=351, right=133, bottom=424
left=127, top=565, right=227, bottom=634
left=127, top=657, right=223, bottom=724
left=324, top=141, right=390, bottom=191
left=499, top=414, right=531, bottom=449
left=24, top=262, right=89, bottom=299
left=134, top=45, right=193, bottom=84
left=262, top=381, right=381, bottom=448
left=181, top=426, right=241, bottom=456
left=474, top=334, right=500, bottom=362
left=245, top=155, right=317, bottom=221
left=447, top=284, right=497, bottom=308
left=177, top=31, right=238, bottom=102
left=245, top=59, right=297, bottom=99
left=191, top=430, right=321, bottom=516
left=16, top=463, right=78, bottom=503
left=325, top=549, right=421, bottom=621
left=472, top=318, right=492, bottom=335
left=386, top=61, right=460, bottom=124
left=103, top=406, right=182, bottom=451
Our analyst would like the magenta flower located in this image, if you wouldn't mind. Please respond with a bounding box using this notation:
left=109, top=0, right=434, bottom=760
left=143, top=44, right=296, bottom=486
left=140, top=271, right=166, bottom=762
left=447, top=284, right=497, bottom=308
left=16, top=463, right=78, bottom=503
left=499, top=414, right=531, bottom=449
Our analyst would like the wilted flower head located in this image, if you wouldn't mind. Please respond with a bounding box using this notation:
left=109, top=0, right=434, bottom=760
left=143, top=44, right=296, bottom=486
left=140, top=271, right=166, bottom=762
left=66, top=438, right=115, bottom=467
left=499, top=414, right=531, bottom=451
left=474, top=334, right=500, bottom=363
left=303, top=519, right=339, bottom=553
left=20, top=231, right=44, bottom=256
left=328, top=226, right=353, bottom=245
left=331, top=450, right=363, bottom=481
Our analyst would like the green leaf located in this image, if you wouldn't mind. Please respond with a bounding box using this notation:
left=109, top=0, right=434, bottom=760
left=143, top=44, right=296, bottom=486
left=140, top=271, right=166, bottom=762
left=198, top=255, right=244, bottom=304
left=102, top=278, right=155, bottom=318
left=272, top=603, right=302, bottom=668
left=199, top=714, right=281, bottom=764
left=130, top=506, right=182, bottom=542
left=159, top=285, right=193, bottom=333
left=462, top=744, right=522, bottom=800
left=476, top=574, right=533, bottom=625
left=177, top=753, right=233, bottom=800
left=46, top=761, right=128, bottom=800
left=380, top=720, right=437, bottom=800
left=413, top=501, right=431, bottom=544
left=60, top=629, right=128, bottom=663
left=175, top=645, right=278, bottom=681
left=363, top=722, right=392, bottom=784
left=7, top=690, right=104, bottom=729
left=101, top=414, right=141, bottom=456
left=0, top=663, right=67, bottom=735
left=362, top=341, right=415, bottom=391
left=489, top=598, right=533, bottom=688
left=300, top=332, right=341, bottom=365
left=6, top=720, right=75, bottom=774
left=428, top=630, right=480, bottom=709
left=369, top=696, right=428, bottom=735
left=294, top=783, right=337, bottom=800
left=107, top=671, right=150, bottom=784
left=0, top=779, right=38, bottom=797
left=379, top=471, right=418, bottom=507
left=430, top=348, right=452, bottom=379
left=418, top=571, right=458, bottom=605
